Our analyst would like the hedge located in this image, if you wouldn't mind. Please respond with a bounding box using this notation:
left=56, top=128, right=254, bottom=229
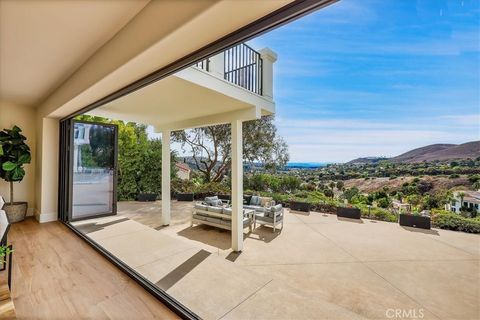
left=431, top=210, right=480, bottom=233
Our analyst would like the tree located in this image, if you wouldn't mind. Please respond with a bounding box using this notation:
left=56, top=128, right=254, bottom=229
left=336, top=181, right=344, bottom=190
left=342, top=187, right=359, bottom=202
left=458, top=192, right=466, bottom=207
left=396, top=192, right=404, bottom=203
left=329, top=181, right=336, bottom=190
left=323, top=189, right=334, bottom=198
left=172, top=116, right=289, bottom=182
left=75, top=115, right=177, bottom=200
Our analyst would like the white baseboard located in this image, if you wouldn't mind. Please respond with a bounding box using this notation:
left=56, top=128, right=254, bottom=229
left=35, top=211, right=58, bottom=223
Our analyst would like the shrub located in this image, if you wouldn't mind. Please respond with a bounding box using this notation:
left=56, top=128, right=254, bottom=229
left=342, top=187, right=359, bottom=202
left=431, top=209, right=480, bottom=233
left=323, top=189, right=334, bottom=198
left=172, top=178, right=195, bottom=193
left=376, top=197, right=391, bottom=208
left=355, top=204, right=397, bottom=222
left=194, top=182, right=230, bottom=196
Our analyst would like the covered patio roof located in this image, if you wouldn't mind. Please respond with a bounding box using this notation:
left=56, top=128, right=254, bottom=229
left=89, top=64, right=274, bottom=131
left=85, top=45, right=277, bottom=252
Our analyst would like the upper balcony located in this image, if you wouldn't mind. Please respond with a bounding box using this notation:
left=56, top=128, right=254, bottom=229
left=90, top=43, right=277, bottom=132
left=195, top=43, right=266, bottom=96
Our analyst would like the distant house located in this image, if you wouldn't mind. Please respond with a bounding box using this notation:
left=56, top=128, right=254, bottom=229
left=392, top=200, right=411, bottom=213
left=445, top=190, right=480, bottom=214
left=175, top=162, right=191, bottom=180
left=73, top=123, right=91, bottom=173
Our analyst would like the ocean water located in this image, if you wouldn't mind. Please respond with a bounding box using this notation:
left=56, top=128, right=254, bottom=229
left=286, top=162, right=329, bottom=169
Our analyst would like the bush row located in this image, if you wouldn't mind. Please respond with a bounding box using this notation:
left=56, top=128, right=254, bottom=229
left=431, top=210, right=480, bottom=233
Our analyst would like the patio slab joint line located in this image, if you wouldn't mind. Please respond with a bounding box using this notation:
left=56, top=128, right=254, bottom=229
left=218, top=279, right=274, bottom=320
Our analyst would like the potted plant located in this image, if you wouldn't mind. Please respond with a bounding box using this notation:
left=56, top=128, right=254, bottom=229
left=337, top=206, right=361, bottom=219
left=135, top=170, right=158, bottom=202
left=399, top=211, right=431, bottom=229
left=172, top=179, right=195, bottom=201
left=0, top=126, right=31, bottom=222
left=176, top=191, right=194, bottom=201
left=137, top=191, right=158, bottom=202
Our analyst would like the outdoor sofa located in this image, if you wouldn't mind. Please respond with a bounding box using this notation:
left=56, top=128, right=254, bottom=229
left=192, top=196, right=254, bottom=232
left=192, top=195, right=284, bottom=233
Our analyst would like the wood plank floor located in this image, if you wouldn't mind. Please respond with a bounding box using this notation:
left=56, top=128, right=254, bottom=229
left=6, top=218, right=179, bottom=319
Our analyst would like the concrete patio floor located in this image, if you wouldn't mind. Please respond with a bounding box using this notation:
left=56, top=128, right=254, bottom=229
left=73, top=201, right=480, bottom=320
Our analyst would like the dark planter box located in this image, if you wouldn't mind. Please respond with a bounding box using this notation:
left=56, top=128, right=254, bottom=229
left=176, top=193, right=194, bottom=201
left=137, top=193, right=157, bottom=202
left=399, top=214, right=431, bottom=229
left=218, top=194, right=231, bottom=201
left=194, top=192, right=216, bottom=200
left=290, top=201, right=311, bottom=212
left=337, top=207, right=361, bottom=219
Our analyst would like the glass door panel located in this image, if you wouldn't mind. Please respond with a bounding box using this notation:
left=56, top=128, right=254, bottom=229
left=71, top=121, right=117, bottom=221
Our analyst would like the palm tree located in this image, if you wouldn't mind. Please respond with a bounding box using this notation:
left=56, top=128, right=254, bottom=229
left=458, top=192, right=466, bottom=207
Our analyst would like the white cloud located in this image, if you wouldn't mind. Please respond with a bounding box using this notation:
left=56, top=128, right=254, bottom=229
left=278, top=117, right=479, bottom=162
left=439, top=114, right=480, bottom=126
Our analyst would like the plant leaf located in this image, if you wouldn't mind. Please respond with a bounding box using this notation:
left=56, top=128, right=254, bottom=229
left=18, top=153, right=31, bottom=164
left=2, top=161, right=16, bottom=171
left=11, top=166, right=25, bottom=181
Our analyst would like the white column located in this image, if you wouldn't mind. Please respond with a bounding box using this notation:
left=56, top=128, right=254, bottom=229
left=231, top=120, right=243, bottom=252
left=208, top=52, right=225, bottom=78
left=161, top=130, right=171, bottom=226
left=258, top=48, right=278, bottom=100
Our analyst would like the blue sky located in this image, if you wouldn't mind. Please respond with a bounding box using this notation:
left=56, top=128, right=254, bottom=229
left=249, top=0, right=480, bottom=163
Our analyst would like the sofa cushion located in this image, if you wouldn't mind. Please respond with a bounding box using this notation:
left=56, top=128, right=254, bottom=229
left=194, top=203, right=208, bottom=211
left=250, top=196, right=261, bottom=206
left=207, top=206, right=223, bottom=214
left=214, top=199, right=224, bottom=207
left=205, top=196, right=219, bottom=206
left=260, top=197, right=273, bottom=207
left=222, top=208, right=232, bottom=216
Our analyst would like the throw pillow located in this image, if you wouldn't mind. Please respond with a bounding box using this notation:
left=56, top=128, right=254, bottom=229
left=260, top=197, right=273, bottom=207
left=205, top=196, right=219, bottom=206
left=250, top=196, right=260, bottom=206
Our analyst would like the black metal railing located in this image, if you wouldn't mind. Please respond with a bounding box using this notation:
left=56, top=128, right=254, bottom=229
left=195, top=59, right=209, bottom=71
left=224, top=43, right=262, bottom=95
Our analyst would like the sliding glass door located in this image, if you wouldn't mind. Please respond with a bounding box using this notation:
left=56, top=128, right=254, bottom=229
left=70, top=120, right=118, bottom=221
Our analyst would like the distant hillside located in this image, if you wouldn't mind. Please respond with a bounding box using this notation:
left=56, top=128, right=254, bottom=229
left=391, top=144, right=455, bottom=163
left=347, top=157, right=389, bottom=165
left=346, top=141, right=480, bottom=164
left=392, top=141, right=480, bottom=163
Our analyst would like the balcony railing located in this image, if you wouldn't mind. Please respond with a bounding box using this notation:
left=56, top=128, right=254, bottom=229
left=224, top=43, right=262, bottom=95
left=193, top=43, right=263, bottom=95
left=195, top=59, right=209, bottom=71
